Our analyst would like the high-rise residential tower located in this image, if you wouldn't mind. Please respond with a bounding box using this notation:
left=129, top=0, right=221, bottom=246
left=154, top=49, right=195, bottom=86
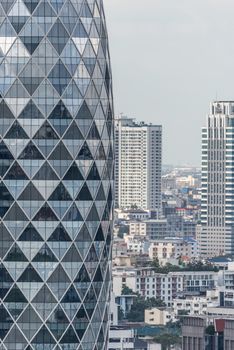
left=0, top=0, right=114, bottom=349
left=115, top=116, right=162, bottom=212
left=198, top=101, right=234, bottom=257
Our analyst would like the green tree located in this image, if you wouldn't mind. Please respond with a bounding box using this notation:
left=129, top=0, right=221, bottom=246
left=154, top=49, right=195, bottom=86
left=121, top=286, right=136, bottom=295
left=126, top=296, right=165, bottom=322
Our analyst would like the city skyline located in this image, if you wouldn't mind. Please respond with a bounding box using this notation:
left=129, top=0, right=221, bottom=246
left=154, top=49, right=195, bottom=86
left=105, top=0, right=234, bottom=166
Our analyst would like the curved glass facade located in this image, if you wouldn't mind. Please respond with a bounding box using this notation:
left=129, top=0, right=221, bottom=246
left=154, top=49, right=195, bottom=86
left=0, top=0, right=114, bottom=348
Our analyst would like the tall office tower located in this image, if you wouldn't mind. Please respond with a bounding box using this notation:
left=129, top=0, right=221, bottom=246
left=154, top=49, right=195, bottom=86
left=0, top=0, right=114, bottom=349
left=115, top=116, right=162, bottom=212
left=198, top=101, right=234, bottom=257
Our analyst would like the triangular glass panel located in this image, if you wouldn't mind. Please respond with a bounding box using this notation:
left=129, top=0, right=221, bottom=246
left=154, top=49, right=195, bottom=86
left=48, top=182, right=72, bottom=201
left=19, top=141, right=44, bottom=159
left=18, top=182, right=44, bottom=201
left=76, top=101, right=92, bottom=119
left=60, top=326, right=79, bottom=345
left=63, top=120, right=83, bottom=140
left=4, top=203, right=28, bottom=221
left=87, top=162, right=100, bottom=180
left=8, top=11, right=29, bottom=34
left=77, top=141, right=93, bottom=160
left=95, top=183, right=106, bottom=201
left=62, top=244, right=82, bottom=262
left=61, top=285, right=81, bottom=303
left=87, top=121, right=100, bottom=140
left=0, top=101, right=14, bottom=137
left=86, top=204, right=99, bottom=222
left=48, top=141, right=72, bottom=160
left=76, top=223, right=92, bottom=242
left=4, top=284, right=28, bottom=303
left=63, top=203, right=83, bottom=221
left=33, top=284, right=57, bottom=304
left=33, top=120, right=59, bottom=139
left=76, top=183, right=92, bottom=201
left=0, top=141, right=14, bottom=160
left=3, top=325, right=28, bottom=348
left=22, top=0, right=38, bottom=13
left=48, top=223, right=72, bottom=242
left=18, top=264, right=43, bottom=282
left=94, top=225, right=104, bottom=242
left=33, top=204, right=58, bottom=221
left=74, top=265, right=90, bottom=283
left=19, top=223, right=43, bottom=241
left=73, top=19, right=88, bottom=38
left=63, top=162, right=84, bottom=181
left=32, top=244, right=58, bottom=262
left=4, top=120, right=29, bottom=139
left=33, top=162, right=59, bottom=180
left=32, top=326, right=56, bottom=347
left=18, top=99, right=44, bottom=119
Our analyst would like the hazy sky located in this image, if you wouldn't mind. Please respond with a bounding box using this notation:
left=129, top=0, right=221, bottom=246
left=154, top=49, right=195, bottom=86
left=104, top=0, right=234, bottom=165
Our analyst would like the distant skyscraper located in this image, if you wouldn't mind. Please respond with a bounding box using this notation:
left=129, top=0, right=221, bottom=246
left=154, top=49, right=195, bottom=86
left=0, top=0, right=114, bottom=348
left=198, top=101, right=234, bottom=257
left=115, top=116, right=162, bottom=212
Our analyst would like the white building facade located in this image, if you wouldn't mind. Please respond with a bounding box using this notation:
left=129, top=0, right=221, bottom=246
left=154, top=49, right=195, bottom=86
left=198, top=101, right=234, bottom=257
left=115, top=116, right=162, bottom=211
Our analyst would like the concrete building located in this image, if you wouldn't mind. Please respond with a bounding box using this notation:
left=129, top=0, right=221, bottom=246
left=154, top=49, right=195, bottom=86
left=113, top=267, right=218, bottom=307
left=129, top=218, right=168, bottom=240
left=108, top=327, right=148, bottom=350
left=115, top=116, right=162, bottom=212
left=145, top=307, right=173, bottom=326
left=182, top=316, right=234, bottom=350
left=148, top=238, right=198, bottom=261
left=198, top=101, right=234, bottom=257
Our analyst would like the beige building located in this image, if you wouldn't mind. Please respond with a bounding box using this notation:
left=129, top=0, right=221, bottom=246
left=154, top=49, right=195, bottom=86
left=145, top=307, right=173, bottom=326
left=148, top=239, right=194, bottom=261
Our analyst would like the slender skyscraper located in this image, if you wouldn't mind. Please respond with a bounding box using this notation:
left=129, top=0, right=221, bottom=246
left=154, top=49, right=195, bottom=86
left=0, top=0, right=114, bottom=348
left=198, top=102, right=234, bottom=257
left=115, top=116, right=162, bottom=212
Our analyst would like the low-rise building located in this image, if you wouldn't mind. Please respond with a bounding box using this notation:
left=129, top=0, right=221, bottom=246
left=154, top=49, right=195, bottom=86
left=148, top=238, right=198, bottom=261
left=112, top=267, right=218, bottom=306
left=145, top=307, right=173, bottom=326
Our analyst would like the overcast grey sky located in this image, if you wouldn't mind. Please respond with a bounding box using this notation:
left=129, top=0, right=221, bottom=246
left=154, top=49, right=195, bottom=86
left=104, top=0, right=234, bottom=165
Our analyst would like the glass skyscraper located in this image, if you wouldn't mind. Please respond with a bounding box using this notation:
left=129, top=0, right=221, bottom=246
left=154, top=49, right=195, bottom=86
left=0, top=0, right=114, bottom=349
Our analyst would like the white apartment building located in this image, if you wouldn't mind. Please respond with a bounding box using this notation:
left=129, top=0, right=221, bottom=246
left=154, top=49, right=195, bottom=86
left=112, top=267, right=218, bottom=307
left=198, top=101, right=234, bottom=257
left=148, top=238, right=198, bottom=261
left=115, top=116, right=162, bottom=211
